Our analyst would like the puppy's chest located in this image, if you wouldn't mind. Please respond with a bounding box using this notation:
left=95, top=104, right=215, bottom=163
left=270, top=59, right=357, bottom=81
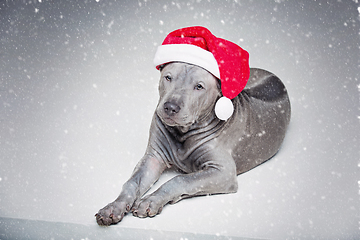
left=151, top=114, right=228, bottom=173
left=166, top=137, right=217, bottom=173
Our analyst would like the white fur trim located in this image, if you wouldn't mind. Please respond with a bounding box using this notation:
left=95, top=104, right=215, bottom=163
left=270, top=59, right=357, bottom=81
left=215, top=96, right=234, bottom=121
left=153, top=44, right=220, bottom=78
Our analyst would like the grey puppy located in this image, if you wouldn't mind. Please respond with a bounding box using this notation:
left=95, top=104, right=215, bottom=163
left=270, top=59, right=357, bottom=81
left=95, top=62, right=291, bottom=226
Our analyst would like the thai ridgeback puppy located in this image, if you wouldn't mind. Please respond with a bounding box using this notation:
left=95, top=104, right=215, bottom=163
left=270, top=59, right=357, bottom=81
left=95, top=62, right=291, bottom=225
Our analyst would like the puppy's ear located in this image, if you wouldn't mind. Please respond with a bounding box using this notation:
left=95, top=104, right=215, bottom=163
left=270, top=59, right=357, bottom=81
left=158, top=63, right=170, bottom=72
left=216, top=78, right=221, bottom=90
left=158, top=64, right=165, bottom=72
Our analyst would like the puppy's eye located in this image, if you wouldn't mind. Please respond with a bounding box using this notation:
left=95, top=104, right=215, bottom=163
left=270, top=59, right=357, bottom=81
left=195, top=84, right=204, bottom=90
left=165, top=75, right=172, bottom=81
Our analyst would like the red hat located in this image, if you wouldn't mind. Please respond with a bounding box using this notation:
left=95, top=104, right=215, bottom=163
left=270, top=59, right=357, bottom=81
left=153, top=26, right=250, bottom=120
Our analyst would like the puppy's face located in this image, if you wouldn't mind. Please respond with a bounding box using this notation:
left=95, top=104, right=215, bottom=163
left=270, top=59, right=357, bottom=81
left=156, top=62, right=220, bottom=128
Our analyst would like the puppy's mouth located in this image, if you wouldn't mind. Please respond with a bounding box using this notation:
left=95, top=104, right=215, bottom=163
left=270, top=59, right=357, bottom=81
left=162, top=116, right=178, bottom=126
left=158, top=113, right=195, bottom=128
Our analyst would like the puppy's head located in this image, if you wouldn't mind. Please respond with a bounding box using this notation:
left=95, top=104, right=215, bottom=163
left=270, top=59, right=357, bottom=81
left=156, top=62, right=221, bottom=128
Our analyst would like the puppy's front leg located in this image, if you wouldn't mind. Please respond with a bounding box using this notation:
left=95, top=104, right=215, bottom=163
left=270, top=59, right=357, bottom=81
left=133, top=153, right=238, bottom=218
left=95, top=155, right=166, bottom=225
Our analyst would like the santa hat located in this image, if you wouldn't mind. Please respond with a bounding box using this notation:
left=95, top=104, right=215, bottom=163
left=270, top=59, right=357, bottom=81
left=153, top=26, right=250, bottom=121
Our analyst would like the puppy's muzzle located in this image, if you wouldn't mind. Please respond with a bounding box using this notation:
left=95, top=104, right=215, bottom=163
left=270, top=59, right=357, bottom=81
left=164, top=102, right=180, bottom=116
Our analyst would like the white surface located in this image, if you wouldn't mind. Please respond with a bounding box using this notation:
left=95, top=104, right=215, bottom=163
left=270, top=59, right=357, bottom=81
left=0, top=0, right=359, bottom=239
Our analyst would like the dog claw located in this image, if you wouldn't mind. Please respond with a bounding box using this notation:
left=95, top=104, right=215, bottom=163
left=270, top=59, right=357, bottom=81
left=126, top=204, right=131, bottom=212
left=132, top=210, right=138, bottom=216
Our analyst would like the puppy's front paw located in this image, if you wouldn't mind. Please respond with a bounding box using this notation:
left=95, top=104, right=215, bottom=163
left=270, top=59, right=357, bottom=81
left=95, top=201, right=132, bottom=226
left=132, top=195, right=165, bottom=218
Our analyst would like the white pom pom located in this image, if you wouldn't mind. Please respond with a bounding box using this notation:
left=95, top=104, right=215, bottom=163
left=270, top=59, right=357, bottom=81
left=215, top=96, right=234, bottom=121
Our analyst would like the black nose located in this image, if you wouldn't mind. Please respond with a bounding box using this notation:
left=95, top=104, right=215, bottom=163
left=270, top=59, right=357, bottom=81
left=164, top=102, right=180, bottom=116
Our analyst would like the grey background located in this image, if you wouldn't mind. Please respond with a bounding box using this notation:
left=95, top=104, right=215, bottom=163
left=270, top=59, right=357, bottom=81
left=0, top=0, right=359, bottom=239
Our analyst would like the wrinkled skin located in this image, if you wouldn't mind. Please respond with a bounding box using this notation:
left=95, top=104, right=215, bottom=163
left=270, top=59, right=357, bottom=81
left=95, top=62, right=291, bottom=226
